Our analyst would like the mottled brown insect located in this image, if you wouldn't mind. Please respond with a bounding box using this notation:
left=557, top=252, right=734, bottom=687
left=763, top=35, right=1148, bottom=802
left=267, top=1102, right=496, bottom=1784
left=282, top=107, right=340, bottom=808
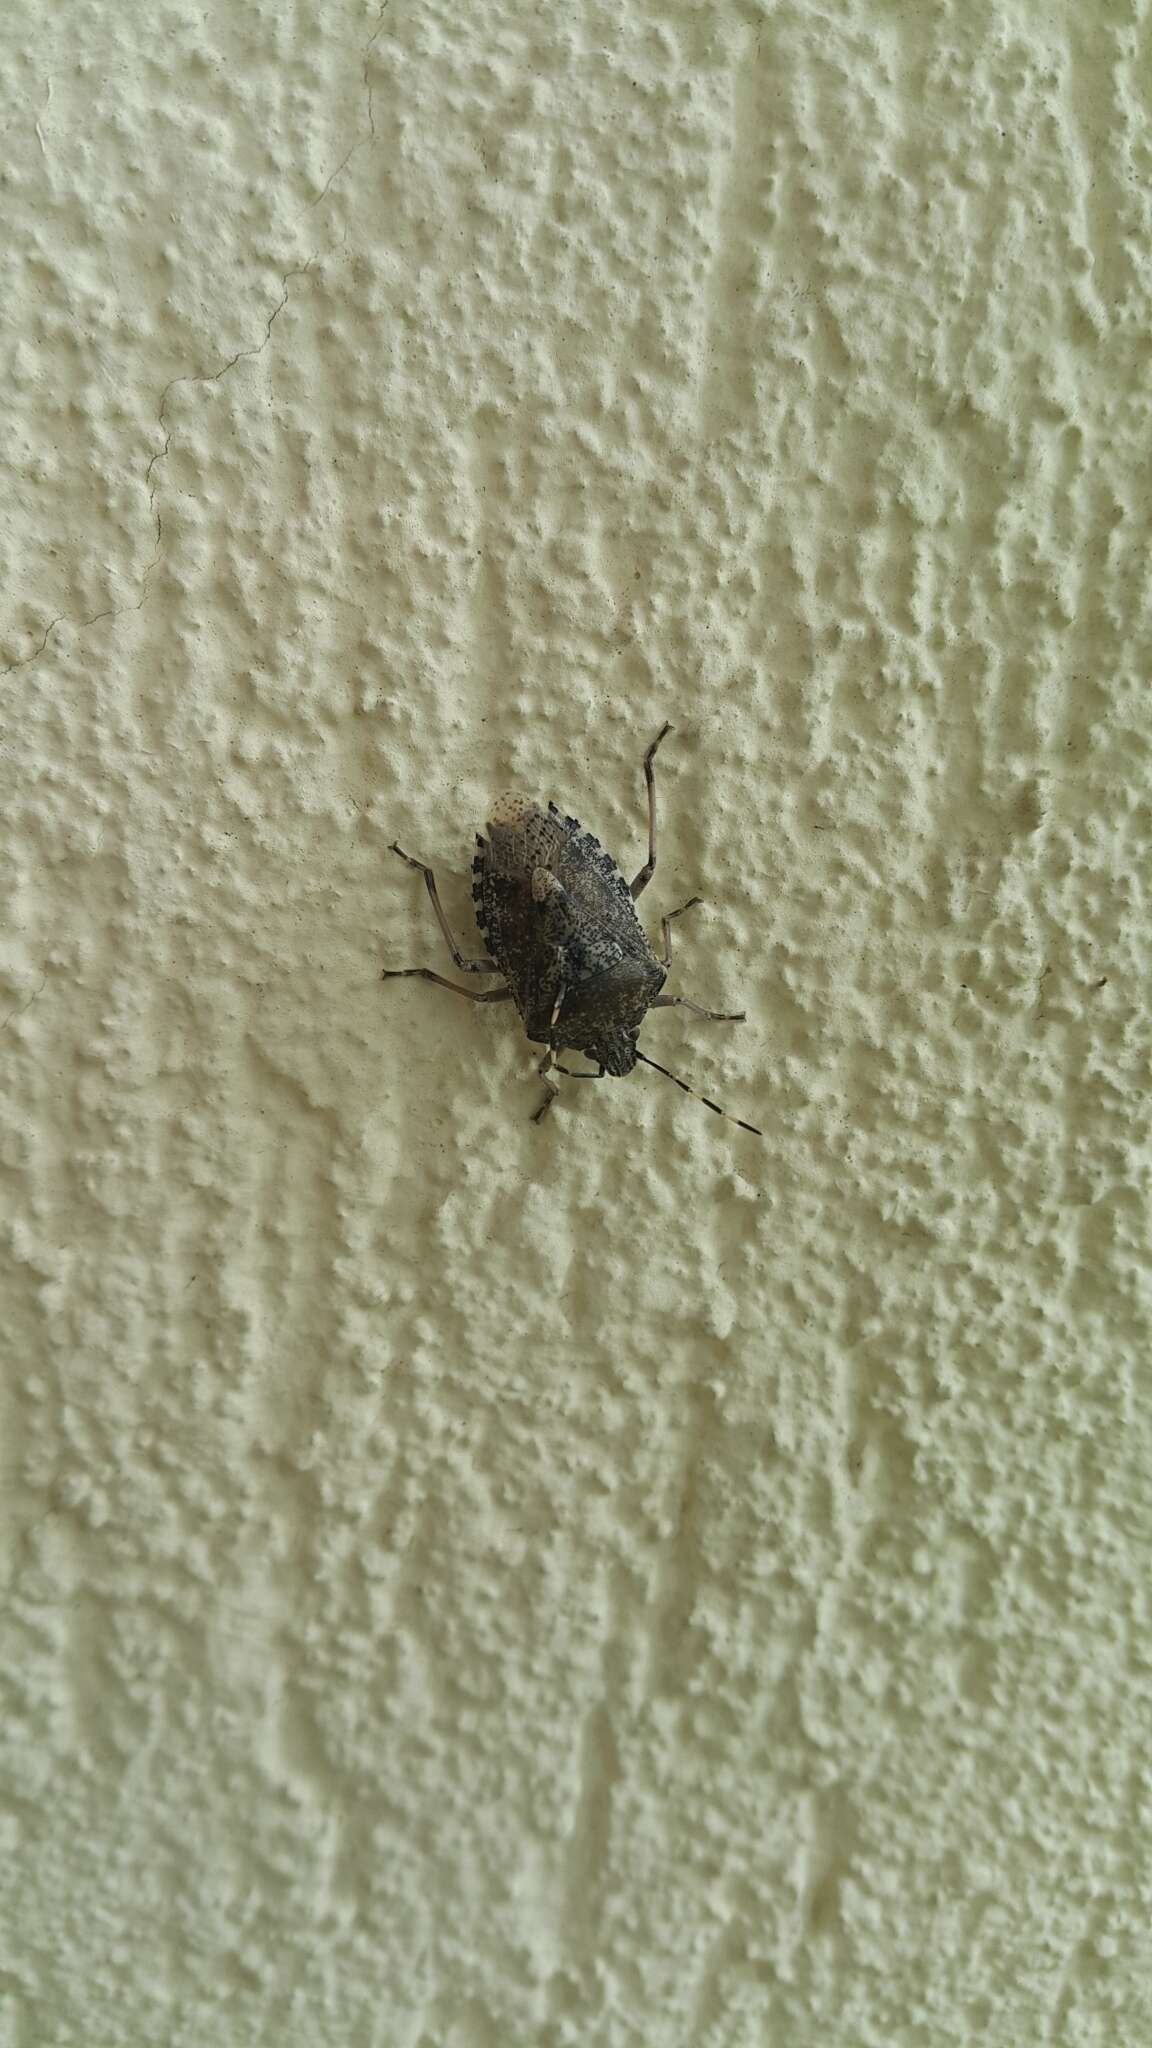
left=383, top=724, right=760, bottom=1133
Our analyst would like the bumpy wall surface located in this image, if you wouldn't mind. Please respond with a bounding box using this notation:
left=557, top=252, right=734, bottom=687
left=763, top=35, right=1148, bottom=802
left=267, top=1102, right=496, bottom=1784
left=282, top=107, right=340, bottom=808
left=2, top=2, right=1150, bottom=2043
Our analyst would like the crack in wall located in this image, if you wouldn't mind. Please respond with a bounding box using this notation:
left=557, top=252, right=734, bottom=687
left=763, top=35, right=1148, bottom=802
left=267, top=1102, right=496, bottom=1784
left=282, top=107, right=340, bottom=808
left=299, top=0, right=387, bottom=222
left=2, top=4, right=390, bottom=683
left=143, top=259, right=314, bottom=505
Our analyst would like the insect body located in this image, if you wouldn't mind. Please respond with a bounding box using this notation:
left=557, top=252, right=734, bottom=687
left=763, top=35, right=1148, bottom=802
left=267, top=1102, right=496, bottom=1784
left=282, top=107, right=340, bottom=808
left=383, top=725, right=760, bottom=1134
left=473, top=791, right=666, bottom=1077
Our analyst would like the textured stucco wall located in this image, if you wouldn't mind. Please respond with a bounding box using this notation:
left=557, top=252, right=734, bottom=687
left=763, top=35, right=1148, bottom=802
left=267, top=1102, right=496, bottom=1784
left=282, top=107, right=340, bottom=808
left=2, top=1, right=1150, bottom=2043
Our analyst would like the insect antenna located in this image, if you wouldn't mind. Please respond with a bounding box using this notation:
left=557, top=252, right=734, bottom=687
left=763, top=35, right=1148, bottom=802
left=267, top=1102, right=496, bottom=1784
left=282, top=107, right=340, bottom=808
left=635, top=1050, right=762, bottom=1137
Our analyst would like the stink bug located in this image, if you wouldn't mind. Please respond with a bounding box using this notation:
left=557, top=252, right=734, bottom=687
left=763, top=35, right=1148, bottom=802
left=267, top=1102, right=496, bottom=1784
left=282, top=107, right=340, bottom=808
left=382, top=724, right=761, bottom=1134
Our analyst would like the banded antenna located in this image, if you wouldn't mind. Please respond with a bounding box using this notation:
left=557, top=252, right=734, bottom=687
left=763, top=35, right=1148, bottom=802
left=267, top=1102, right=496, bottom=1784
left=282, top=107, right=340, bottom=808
left=556, top=1053, right=762, bottom=1137
left=635, top=1050, right=762, bottom=1137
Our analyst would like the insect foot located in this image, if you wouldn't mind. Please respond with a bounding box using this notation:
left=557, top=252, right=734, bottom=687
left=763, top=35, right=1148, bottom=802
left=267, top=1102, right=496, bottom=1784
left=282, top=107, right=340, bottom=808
left=382, top=725, right=760, bottom=1136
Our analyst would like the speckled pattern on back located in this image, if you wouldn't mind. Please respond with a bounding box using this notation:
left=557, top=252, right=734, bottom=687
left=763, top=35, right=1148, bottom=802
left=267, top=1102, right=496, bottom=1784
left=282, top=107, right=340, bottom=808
left=474, top=799, right=666, bottom=1067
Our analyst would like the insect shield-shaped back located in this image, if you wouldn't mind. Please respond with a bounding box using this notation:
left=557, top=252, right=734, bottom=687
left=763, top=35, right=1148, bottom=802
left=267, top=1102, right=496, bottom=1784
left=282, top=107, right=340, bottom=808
left=472, top=794, right=667, bottom=1071
left=381, top=723, right=760, bottom=1132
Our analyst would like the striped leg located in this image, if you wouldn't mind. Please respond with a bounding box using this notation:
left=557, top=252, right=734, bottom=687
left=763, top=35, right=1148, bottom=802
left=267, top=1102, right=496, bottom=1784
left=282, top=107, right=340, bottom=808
left=530, top=986, right=569, bottom=1123
left=658, top=895, right=702, bottom=967
left=390, top=842, right=496, bottom=972
left=381, top=968, right=513, bottom=1000
left=530, top=1049, right=559, bottom=1124
left=630, top=722, right=672, bottom=900
left=652, top=994, right=745, bottom=1022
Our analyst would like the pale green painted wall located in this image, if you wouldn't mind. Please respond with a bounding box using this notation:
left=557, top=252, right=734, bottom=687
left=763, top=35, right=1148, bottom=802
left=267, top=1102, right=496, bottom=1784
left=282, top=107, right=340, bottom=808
left=2, top=2, right=1149, bottom=2042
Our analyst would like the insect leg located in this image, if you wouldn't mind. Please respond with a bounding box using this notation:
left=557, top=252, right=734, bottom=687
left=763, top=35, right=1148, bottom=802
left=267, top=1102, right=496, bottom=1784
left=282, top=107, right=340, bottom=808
left=381, top=967, right=513, bottom=1000
left=530, top=1049, right=560, bottom=1123
left=652, top=994, right=745, bottom=1022
left=630, top=721, right=672, bottom=899
left=389, top=842, right=496, bottom=971
left=530, top=985, right=569, bottom=1122
left=657, top=895, right=702, bottom=967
